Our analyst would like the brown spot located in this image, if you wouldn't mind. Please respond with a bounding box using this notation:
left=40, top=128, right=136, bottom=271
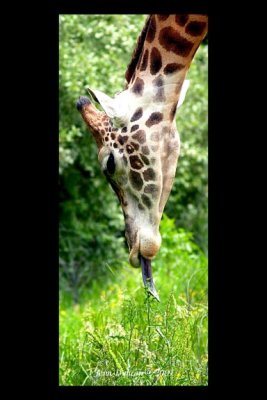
left=108, top=127, right=111, bottom=132
left=111, top=133, right=116, bottom=140
left=158, top=15, right=169, bottom=21
left=138, top=203, right=145, bottom=211
left=185, top=20, right=207, bottom=37
left=113, top=143, right=118, bottom=148
left=104, top=122, right=109, bottom=127
left=170, top=103, right=177, bottom=121
left=159, top=27, right=194, bottom=57
left=129, top=155, right=144, bottom=170
left=162, top=126, right=170, bottom=134
left=164, top=63, right=185, bottom=74
left=145, top=112, right=163, bottom=127
left=119, top=149, right=123, bottom=153
left=151, top=132, right=160, bottom=141
left=175, top=14, right=189, bottom=27
left=130, top=125, right=139, bottom=132
left=129, top=170, right=143, bottom=190
left=132, top=130, right=146, bottom=144
left=131, top=193, right=140, bottom=204
left=150, top=47, right=162, bottom=75
left=105, top=136, right=108, bottom=141
left=152, top=75, right=164, bottom=87
left=121, top=127, right=127, bottom=133
left=143, top=168, right=156, bottom=181
left=126, top=144, right=135, bottom=154
left=131, top=77, right=144, bottom=96
left=141, top=145, right=150, bottom=155
left=144, top=184, right=159, bottom=199
left=130, top=107, right=143, bottom=122
left=151, top=145, right=159, bottom=152
left=146, top=15, right=156, bottom=43
left=154, top=88, right=165, bottom=102
left=118, top=135, right=128, bottom=145
left=100, top=129, right=105, bottom=135
left=136, top=49, right=143, bottom=70
left=140, top=49, right=149, bottom=71
left=140, top=154, right=150, bottom=165
left=141, top=194, right=152, bottom=209
left=131, top=142, right=139, bottom=151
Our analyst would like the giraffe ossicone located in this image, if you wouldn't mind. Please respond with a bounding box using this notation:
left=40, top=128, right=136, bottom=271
left=77, top=14, right=208, bottom=301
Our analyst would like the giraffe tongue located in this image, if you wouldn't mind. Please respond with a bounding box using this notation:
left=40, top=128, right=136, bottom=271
left=140, top=256, right=160, bottom=302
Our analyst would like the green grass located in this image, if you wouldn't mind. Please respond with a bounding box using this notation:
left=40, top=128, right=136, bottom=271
left=59, top=215, right=208, bottom=386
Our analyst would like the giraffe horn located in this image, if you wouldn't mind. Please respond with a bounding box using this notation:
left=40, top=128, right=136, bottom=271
left=140, top=256, right=160, bottom=302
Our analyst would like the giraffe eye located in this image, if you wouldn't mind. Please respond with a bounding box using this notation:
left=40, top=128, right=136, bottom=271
left=106, top=153, right=116, bottom=175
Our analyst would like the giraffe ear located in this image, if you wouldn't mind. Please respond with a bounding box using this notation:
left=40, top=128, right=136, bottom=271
left=87, top=88, right=118, bottom=118
left=177, top=80, right=190, bottom=109
left=87, top=87, right=128, bottom=127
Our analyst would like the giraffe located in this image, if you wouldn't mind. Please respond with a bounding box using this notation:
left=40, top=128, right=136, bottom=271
left=76, top=14, right=208, bottom=301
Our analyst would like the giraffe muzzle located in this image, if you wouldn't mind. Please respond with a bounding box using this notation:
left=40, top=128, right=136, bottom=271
left=128, top=226, right=161, bottom=268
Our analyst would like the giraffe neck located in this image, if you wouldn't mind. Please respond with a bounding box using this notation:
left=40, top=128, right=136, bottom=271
left=126, top=14, right=208, bottom=116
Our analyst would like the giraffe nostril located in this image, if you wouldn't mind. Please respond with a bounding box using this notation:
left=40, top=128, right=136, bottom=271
left=76, top=96, right=91, bottom=111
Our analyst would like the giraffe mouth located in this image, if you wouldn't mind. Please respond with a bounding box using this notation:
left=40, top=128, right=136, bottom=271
left=139, top=255, right=160, bottom=302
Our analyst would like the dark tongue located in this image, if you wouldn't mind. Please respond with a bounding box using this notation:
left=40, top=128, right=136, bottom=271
left=140, top=255, right=160, bottom=302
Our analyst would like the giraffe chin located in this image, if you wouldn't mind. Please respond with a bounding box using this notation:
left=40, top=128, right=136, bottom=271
left=128, top=227, right=161, bottom=268
left=129, top=246, right=140, bottom=268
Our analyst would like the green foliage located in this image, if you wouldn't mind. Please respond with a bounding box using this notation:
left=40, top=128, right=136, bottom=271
left=60, top=215, right=208, bottom=386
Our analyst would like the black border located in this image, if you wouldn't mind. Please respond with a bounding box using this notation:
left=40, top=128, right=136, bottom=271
left=21, top=1, right=233, bottom=398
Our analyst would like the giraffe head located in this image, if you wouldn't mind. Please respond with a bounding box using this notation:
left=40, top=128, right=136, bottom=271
left=76, top=79, right=189, bottom=299
left=77, top=14, right=207, bottom=300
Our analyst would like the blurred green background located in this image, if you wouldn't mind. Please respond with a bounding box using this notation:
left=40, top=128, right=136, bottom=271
left=59, top=14, right=208, bottom=386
